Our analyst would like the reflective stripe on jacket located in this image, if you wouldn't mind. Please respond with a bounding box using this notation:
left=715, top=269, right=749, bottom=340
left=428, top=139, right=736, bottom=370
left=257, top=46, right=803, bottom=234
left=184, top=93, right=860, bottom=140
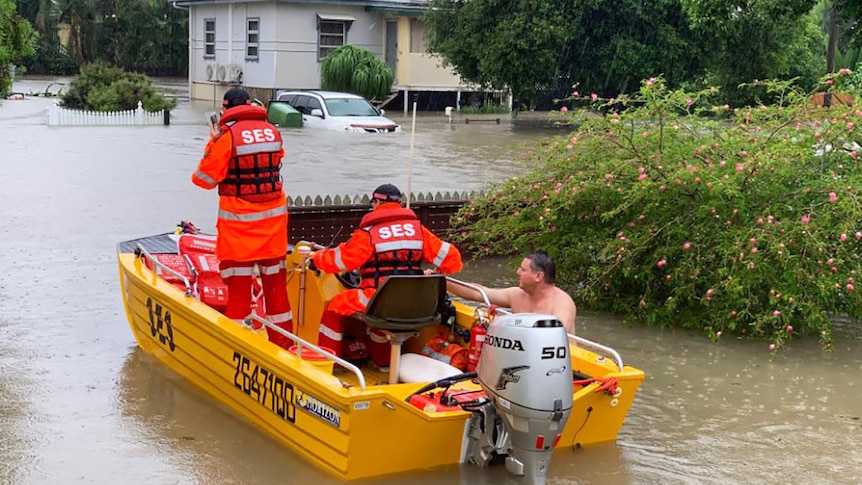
left=218, top=106, right=283, bottom=202
left=192, top=105, right=288, bottom=262
left=358, top=206, right=424, bottom=289
left=313, top=202, right=464, bottom=315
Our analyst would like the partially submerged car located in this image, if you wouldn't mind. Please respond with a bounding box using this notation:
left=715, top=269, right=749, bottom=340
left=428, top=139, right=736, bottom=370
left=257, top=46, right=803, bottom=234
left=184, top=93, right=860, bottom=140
left=276, top=90, right=399, bottom=133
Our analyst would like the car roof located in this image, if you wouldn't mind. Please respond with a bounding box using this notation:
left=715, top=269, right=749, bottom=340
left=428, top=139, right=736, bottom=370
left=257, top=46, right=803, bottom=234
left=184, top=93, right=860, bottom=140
left=281, top=90, right=365, bottom=100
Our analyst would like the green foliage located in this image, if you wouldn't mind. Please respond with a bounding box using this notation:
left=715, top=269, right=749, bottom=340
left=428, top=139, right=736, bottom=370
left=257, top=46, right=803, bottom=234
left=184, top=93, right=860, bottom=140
left=61, top=61, right=176, bottom=111
left=0, top=0, right=35, bottom=96
left=452, top=75, right=862, bottom=350
left=320, top=44, right=393, bottom=100
left=14, top=0, right=187, bottom=76
left=424, top=0, right=707, bottom=104
left=683, top=0, right=823, bottom=105
left=460, top=103, right=511, bottom=114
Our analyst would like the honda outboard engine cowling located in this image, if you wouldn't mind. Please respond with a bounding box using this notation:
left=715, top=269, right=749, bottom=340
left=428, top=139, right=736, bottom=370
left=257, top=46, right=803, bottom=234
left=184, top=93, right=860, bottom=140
left=464, top=313, right=572, bottom=485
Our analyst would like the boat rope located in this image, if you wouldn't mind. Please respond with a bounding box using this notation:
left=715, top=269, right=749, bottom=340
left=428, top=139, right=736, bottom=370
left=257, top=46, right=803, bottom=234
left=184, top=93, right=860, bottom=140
left=573, top=376, right=619, bottom=396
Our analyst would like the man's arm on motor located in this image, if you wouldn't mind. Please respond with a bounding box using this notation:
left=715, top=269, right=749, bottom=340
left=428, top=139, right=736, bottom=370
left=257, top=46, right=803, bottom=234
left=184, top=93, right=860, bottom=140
left=312, top=229, right=374, bottom=273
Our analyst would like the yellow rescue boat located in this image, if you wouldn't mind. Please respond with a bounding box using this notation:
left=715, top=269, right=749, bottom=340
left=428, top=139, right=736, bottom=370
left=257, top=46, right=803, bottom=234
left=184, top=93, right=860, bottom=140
left=117, top=231, right=645, bottom=484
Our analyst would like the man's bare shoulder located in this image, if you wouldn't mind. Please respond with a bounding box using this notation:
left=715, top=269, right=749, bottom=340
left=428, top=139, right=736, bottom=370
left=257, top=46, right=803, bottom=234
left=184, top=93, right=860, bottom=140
left=552, top=286, right=576, bottom=305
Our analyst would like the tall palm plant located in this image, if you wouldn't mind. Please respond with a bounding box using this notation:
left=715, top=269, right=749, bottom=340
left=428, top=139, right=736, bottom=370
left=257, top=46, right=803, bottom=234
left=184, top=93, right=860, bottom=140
left=320, top=44, right=394, bottom=100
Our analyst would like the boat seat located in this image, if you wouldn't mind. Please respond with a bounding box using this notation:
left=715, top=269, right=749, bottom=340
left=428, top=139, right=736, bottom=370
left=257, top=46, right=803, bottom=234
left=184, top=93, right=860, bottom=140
left=353, top=274, right=447, bottom=384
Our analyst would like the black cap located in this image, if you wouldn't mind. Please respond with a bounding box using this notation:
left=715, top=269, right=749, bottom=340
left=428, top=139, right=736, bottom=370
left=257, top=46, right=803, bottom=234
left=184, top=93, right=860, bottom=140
left=223, top=88, right=251, bottom=109
left=372, top=184, right=402, bottom=202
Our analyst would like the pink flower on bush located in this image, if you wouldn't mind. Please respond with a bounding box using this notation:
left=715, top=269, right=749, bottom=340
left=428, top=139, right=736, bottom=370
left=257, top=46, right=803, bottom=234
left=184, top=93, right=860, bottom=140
left=852, top=151, right=858, bottom=159
left=839, top=68, right=852, bottom=75
left=683, top=242, right=691, bottom=250
left=736, top=163, right=744, bottom=172
left=829, top=192, right=837, bottom=202
left=646, top=78, right=655, bottom=86
left=657, top=259, right=667, bottom=268
left=605, top=173, right=613, bottom=181
left=639, top=173, right=649, bottom=180
left=749, top=237, right=757, bottom=244
left=591, top=93, right=599, bottom=100
left=856, top=232, right=862, bottom=240
left=840, top=233, right=848, bottom=241
left=751, top=247, right=758, bottom=253
left=801, top=215, right=810, bottom=225
left=848, top=283, right=855, bottom=292
left=769, top=343, right=776, bottom=351
left=772, top=311, right=781, bottom=316
left=757, top=217, right=764, bottom=225
left=786, top=325, right=793, bottom=333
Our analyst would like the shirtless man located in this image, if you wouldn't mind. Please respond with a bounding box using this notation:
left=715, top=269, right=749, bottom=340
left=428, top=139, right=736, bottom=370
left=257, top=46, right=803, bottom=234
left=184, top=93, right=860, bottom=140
left=446, top=252, right=577, bottom=334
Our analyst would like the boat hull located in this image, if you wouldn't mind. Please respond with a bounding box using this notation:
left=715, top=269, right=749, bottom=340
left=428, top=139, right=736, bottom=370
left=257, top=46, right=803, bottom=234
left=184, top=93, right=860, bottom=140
left=118, top=242, right=645, bottom=481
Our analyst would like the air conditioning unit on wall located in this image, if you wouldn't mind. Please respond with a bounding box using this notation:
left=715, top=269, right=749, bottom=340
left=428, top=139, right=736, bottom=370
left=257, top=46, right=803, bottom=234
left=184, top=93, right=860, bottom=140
left=205, top=64, right=216, bottom=81
left=227, top=64, right=243, bottom=84
left=216, top=64, right=227, bottom=82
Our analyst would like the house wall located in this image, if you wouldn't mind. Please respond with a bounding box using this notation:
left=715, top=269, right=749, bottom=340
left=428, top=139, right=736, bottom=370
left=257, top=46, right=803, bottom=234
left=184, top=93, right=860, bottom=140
left=189, top=2, right=387, bottom=102
left=392, top=17, right=463, bottom=90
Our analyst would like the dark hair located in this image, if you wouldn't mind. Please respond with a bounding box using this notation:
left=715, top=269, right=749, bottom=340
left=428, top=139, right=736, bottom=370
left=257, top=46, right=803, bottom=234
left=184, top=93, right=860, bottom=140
left=526, top=251, right=556, bottom=284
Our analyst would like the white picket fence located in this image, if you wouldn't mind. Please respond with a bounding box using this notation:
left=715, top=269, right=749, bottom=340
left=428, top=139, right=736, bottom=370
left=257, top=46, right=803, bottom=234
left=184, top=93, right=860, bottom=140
left=47, top=101, right=168, bottom=126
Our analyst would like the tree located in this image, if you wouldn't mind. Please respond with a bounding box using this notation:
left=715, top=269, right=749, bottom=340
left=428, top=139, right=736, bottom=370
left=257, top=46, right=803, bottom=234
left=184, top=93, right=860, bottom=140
left=319, top=44, right=393, bottom=100
left=682, top=0, right=821, bottom=105
left=425, top=0, right=703, bottom=106
left=15, top=0, right=187, bottom=76
left=0, top=0, right=35, bottom=95
left=61, top=61, right=176, bottom=111
left=451, top=76, right=862, bottom=350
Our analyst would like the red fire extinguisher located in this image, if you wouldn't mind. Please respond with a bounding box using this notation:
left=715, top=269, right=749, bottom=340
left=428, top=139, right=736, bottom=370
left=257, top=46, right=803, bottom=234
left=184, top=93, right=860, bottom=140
left=467, top=321, right=487, bottom=372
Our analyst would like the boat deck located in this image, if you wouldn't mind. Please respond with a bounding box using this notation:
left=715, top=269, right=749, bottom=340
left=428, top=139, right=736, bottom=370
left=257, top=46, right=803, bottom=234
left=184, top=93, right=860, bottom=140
left=334, top=363, right=393, bottom=389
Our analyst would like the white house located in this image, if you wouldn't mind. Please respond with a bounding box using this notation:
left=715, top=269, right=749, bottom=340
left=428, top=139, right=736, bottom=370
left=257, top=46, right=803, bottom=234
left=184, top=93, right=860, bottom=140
left=173, top=0, right=486, bottom=112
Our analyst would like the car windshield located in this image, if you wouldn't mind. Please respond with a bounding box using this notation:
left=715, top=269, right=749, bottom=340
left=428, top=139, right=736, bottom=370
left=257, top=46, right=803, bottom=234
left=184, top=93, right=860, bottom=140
left=324, top=98, right=380, bottom=117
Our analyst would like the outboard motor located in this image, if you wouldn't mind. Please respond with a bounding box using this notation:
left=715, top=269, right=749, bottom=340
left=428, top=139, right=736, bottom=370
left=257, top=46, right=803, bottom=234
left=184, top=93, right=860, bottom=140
left=464, top=313, right=572, bottom=485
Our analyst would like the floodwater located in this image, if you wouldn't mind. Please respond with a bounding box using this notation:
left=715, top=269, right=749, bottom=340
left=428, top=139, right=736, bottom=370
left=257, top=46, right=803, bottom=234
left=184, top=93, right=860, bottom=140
left=1, top=77, right=861, bottom=485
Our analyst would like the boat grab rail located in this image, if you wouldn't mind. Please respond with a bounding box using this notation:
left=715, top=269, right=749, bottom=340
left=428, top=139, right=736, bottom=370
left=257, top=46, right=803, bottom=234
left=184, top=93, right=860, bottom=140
left=135, top=243, right=193, bottom=297
left=570, top=335, right=624, bottom=372
left=445, top=277, right=492, bottom=307
left=446, top=277, right=625, bottom=371
left=244, top=314, right=367, bottom=391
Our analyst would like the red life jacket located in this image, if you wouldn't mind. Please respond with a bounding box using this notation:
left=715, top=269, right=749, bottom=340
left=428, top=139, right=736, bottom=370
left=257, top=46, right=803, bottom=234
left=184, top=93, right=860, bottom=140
left=218, top=105, right=284, bottom=203
left=359, top=207, right=424, bottom=289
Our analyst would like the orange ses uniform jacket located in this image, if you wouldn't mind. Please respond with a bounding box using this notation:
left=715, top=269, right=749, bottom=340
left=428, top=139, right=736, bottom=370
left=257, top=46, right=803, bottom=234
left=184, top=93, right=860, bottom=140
left=192, top=105, right=288, bottom=262
left=313, top=202, right=463, bottom=315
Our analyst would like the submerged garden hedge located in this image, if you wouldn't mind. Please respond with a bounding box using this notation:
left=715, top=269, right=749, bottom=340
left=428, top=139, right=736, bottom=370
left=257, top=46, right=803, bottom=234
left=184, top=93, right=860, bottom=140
left=452, top=75, right=862, bottom=351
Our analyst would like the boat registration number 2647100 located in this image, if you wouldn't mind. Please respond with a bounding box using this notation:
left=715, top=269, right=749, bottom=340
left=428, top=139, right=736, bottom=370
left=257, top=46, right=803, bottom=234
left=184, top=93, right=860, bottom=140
left=232, top=351, right=297, bottom=423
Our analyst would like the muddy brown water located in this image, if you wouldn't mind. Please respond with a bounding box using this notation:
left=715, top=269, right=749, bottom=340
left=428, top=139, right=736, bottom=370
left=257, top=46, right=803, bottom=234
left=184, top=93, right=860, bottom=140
left=1, top=77, right=861, bottom=485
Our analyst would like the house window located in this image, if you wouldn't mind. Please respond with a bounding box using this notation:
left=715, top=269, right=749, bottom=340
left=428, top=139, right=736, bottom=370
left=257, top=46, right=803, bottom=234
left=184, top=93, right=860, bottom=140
left=204, top=18, right=216, bottom=58
left=317, top=15, right=354, bottom=60
left=247, top=18, right=259, bottom=59
left=410, top=19, right=426, bottom=53
left=319, top=21, right=346, bottom=59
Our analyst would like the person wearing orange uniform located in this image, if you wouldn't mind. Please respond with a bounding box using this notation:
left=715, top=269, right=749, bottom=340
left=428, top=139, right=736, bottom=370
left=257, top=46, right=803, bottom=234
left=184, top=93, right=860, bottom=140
left=311, top=184, right=463, bottom=366
left=192, top=87, right=293, bottom=349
